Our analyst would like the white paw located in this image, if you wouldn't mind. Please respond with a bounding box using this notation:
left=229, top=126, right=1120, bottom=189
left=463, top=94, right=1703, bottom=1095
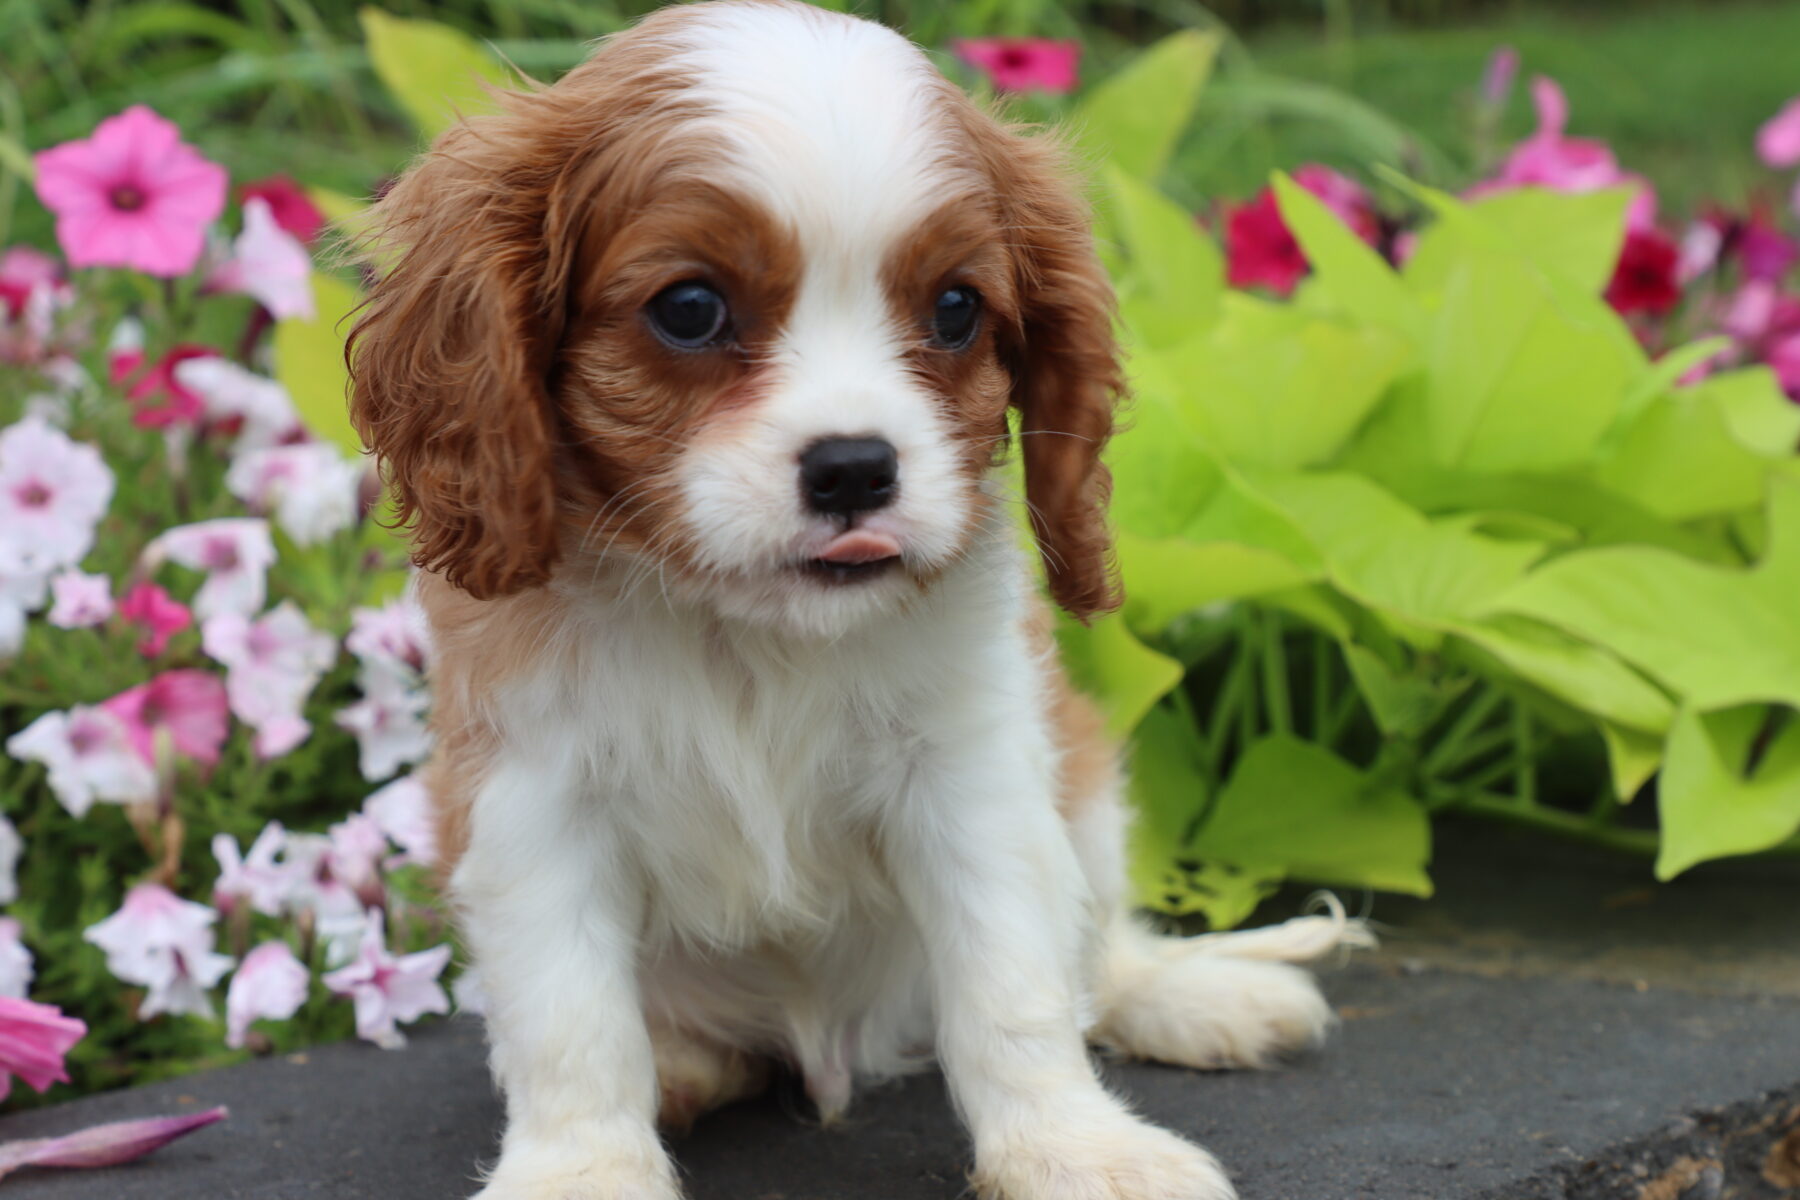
left=975, top=1114, right=1236, bottom=1200
left=472, top=1128, right=681, bottom=1200
left=1096, top=948, right=1335, bottom=1070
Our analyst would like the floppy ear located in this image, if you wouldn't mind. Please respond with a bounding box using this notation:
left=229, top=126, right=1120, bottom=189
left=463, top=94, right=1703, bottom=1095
left=347, top=94, right=576, bottom=600
left=991, top=130, right=1126, bottom=622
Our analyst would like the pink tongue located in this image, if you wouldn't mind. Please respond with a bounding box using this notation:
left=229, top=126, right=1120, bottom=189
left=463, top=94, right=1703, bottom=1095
left=818, top=530, right=901, bottom=565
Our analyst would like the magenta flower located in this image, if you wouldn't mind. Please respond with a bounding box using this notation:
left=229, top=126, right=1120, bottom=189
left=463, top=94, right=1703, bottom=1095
left=0, top=415, right=114, bottom=577
left=1223, top=165, right=1378, bottom=296
left=206, top=198, right=314, bottom=320
left=0, top=996, right=84, bottom=1100
left=5, top=705, right=156, bottom=817
left=1769, top=332, right=1800, bottom=400
left=1479, top=45, right=1519, bottom=107
left=32, top=106, right=227, bottom=278
left=0, top=1107, right=226, bottom=1181
left=111, top=344, right=218, bottom=431
left=953, top=38, right=1080, bottom=94
left=84, top=885, right=233, bottom=1020
left=225, top=942, right=308, bottom=1050
left=1604, top=227, right=1681, bottom=316
left=202, top=602, right=335, bottom=758
left=1758, top=97, right=1800, bottom=169
left=147, top=518, right=275, bottom=620
left=322, top=915, right=450, bottom=1049
left=100, top=669, right=231, bottom=770
left=0, top=919, right=34, bottom=1000
left=1484, top=77, right=1656, bottom=229
left=0, top=249, right=70, bottom=367
left=240, top=176, right=327, bottom=245
left=46, top=569, right=112, bottom=629
left=117, top=581, right=192, bottom=657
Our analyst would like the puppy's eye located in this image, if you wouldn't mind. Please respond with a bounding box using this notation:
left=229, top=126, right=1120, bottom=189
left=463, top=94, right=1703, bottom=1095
left=929, top=286, right=981, bottom=350
left=646, top=281, right=729, bottom=348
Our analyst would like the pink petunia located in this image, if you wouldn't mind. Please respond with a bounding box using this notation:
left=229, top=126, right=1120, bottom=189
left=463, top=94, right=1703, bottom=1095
left=0, top=249, right=72, bottom=367
left=146, top=518, right=275, bottom=620
left=953, top=38, right=1080, bottom=94
left=346, top=594, right=433, bottom=678
left=206, top=198, right=314, bottom=320
left=226, top=444, right=361, bottom=547
left=46, top=570, right=112, bottom=629
left=1604, top=227, right=1681, bottom=316
left=363, top=775, right=437, bottom=869
left=322, top=915, right=450, bottom=1049
left=117, top=581, right=192, bottom=657
left=1483, top=77, right=1656, bottom=229
left=0, top=1107, right=226, bottom=1180
left=32, top=107, right=227, bottom=278
left=1758, top=97, right=1800, bottom=170
left=112, top=344, right=219, bottom=431
left=4, top=705, right=156, bottom=817
left=224, top=942, right=309, bottom=1050
left=239, top=176, right=326, bottom=245
left=84, top=884, right=233, bottom=1020
left=1768, top=332, right=1800, bottom=401
left=212, top=822, right=297, bottom=918
left=1479, top=45, right=1519, bottom=108
left=1223, top=165, right=1377, bottom=296
left=335, top=663, right=432, bottom=782
left=170, top=357, right=304, bottom=453
left=0, top=997, right=84, bottom=1100
left=100, top=669, right=230, bottom=770
left=202, top=602, right=335, bottom=758
left=0, top=416, right=114, bottom=577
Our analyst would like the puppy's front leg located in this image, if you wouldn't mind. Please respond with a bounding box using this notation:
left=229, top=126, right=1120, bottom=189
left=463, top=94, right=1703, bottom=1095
left=887, top=743, right=1236, bottom=1200
left=458, top=756, right=675, bottom=1200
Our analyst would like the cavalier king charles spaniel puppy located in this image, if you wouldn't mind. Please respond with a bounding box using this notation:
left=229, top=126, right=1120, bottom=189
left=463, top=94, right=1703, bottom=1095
left=348, top=3, right=1364, bottom=1197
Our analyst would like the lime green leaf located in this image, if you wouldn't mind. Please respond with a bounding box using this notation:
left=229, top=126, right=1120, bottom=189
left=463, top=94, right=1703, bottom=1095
left=275, top=273, right=362, bottom=458
left=1104, top=166, right=1223, bottom=346
left=1614, top=336, right=1732, bottom=432
left=1055, top=612, right=1182, bottom=741
left=1600, top=722, right=1661, bottom=803
left=1071, top=30, right=1219, bottom=181
left=360, top=8, right=512, bottom=140
left=1449, top=616, right=1673, bottom=733
left=308, top=186, right=367, bottom=225
left=1195, top=735, right=1433, bottom=896
left=1656, top=706, right=1800, bottom=879
left=1119, top=534, right=1315, bottom=633
left=1406, top=186, right=1631, bottom=297
left=1492, top=479, right=1800, bottom=713
left=1272, top=171, right=1422, bottom=340
left=0, top=133, right=34, bottom=182
left=1342, top=643, right=1440, bottom=737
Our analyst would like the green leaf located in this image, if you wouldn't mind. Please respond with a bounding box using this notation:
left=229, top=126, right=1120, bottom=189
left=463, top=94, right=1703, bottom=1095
left=1342, top=643, right=1440, bottom=737
left=360, top=8, right=512, bottom=140
left=1449, top=616, right=1673, bottom=733
left=1119, top=534, right=1315, bottom=633
left=1104, top=166, right=1223, bottom=346
left=1071, top=30, right=1219, bottom=181
left=1194, top=735, right=1433, bottom=896
left=1054, top=612, right=1182, bottom=741
left=1492, top=478, right=1800, bottom=713
left=275, top=273, right=363, bottom=459
left=1406, top=186, right=1632, bottom=297
left=1600, top=722, right=1661, bottom=803
left=1656, top=706, right=1800, bottom=879
left=1271, top=171, right=1422, bottom=340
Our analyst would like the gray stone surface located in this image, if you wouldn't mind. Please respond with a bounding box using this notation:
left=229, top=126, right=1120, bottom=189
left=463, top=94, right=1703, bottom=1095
left=2, top=823, right=1796, bottom=1198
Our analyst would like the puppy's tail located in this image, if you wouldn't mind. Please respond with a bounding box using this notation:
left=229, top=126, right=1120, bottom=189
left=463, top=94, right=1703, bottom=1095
left=1182, top=892, right=1376, bottom=963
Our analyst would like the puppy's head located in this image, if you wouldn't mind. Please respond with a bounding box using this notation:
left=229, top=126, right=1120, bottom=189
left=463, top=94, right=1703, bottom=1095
left=349, top=0, right=1123, bottom=637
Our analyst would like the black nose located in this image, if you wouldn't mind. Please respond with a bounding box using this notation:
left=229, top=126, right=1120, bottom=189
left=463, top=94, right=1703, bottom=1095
left=799, top=437, right=898, bottom=516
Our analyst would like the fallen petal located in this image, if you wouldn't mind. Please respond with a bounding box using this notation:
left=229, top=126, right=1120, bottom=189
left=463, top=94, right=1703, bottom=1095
left=0, top=1106, right=226, bottom=1179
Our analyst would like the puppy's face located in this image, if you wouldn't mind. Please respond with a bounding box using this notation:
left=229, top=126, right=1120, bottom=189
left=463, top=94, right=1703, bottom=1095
left=350, top=1, right=1122, bottom=636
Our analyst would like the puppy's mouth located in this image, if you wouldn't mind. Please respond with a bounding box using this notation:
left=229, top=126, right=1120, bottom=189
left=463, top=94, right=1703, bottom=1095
left=799, top=529, right=902, bottom=585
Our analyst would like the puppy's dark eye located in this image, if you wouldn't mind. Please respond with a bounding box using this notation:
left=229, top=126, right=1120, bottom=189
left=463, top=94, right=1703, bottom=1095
left=646, top=281, right=729, bottom=348
left=929, top=286, right=981, bottom=349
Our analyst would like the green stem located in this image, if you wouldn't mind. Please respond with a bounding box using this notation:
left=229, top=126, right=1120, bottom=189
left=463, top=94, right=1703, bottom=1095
left=1421, top=687, right=1507, bottom=776
left=1453, top=793, right=1662, bottom=857
left=1310, top=632, right=1332, bottom=742
left=1259, top=610, right=1291, bottom=736
left=1513, top=703, right=1536, bottom=808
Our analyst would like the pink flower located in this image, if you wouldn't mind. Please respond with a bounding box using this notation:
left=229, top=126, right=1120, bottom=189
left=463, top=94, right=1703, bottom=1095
left=170, top=358, right=303, bottom=453
left=346, top=594, right=433, bottom=677
left=364, top=775, right=438, bottom=868
left=0, top=919, right=34, bottom=999
left=224, top=942, right=308, bottom=1050
left=202, top=602, right=335, bottom=757
left=147, top=518, right=275, bottom=620
left=335, top=664, right=432, bottom=782
left=326, top=814, right=389, bottom=909
left=32, top=106, right=227, bottom=278
left=0, top=416, right=114, bottom=576
left=322, top=916, right=450, bottom=1049
left=1224, top=166, right=1377, bottom=296
left=1677, top=220, right=1724, bottom=283
left=1604, top=227, right=1681, bottom=316
left=117, top=581, right=192, bottom=657
left=1736, top=212, right=1799, bottom=283
left=84, top=884, right=234, bottom=1019
left=240, top=176, right=326, bottom=245
left=0, top=997, right=83, bottom=1100
left=0, top=250, right=71, bottom=367
left=1769, top=332, right=1800, bottom=400
left=46, top=570, right=112, bottom=629
left=226, top=444, right=361, bottom=547
left=953, top=38, right=1080, bottom=94
left=111, top=344, right=218, bottom=431
left=212, top=822, right=295, bottom=917
left=5, top=705, right=156, bottom=817
left=1479, top=45, right=1518, bottom=107
left=0, top=1107, right=225, bottom=1180
left=101, top=669, right=231, bottom=770
left=1485, top=77, right=1656, bottom=229
left=206, top=198, right=314, bottom=320
left=1758, top=97, right=1800, bottom=169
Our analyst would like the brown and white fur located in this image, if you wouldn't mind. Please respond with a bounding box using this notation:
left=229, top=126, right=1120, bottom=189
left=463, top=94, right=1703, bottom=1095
left=348, top=4, right=1363, bottom=1198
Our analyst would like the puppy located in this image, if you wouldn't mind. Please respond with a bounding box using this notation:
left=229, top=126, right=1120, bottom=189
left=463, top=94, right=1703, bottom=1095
left=348, top=3, right=1359, bottom=1197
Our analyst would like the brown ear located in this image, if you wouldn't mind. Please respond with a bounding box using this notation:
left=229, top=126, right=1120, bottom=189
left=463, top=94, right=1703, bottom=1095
left=986, top=127, right=1126, bottom=621
left=346, top=94, right=573, bottom=600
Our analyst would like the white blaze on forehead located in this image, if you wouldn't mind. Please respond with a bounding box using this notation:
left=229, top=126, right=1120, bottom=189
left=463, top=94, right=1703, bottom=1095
left=666, top=2, right=962, bottom=262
